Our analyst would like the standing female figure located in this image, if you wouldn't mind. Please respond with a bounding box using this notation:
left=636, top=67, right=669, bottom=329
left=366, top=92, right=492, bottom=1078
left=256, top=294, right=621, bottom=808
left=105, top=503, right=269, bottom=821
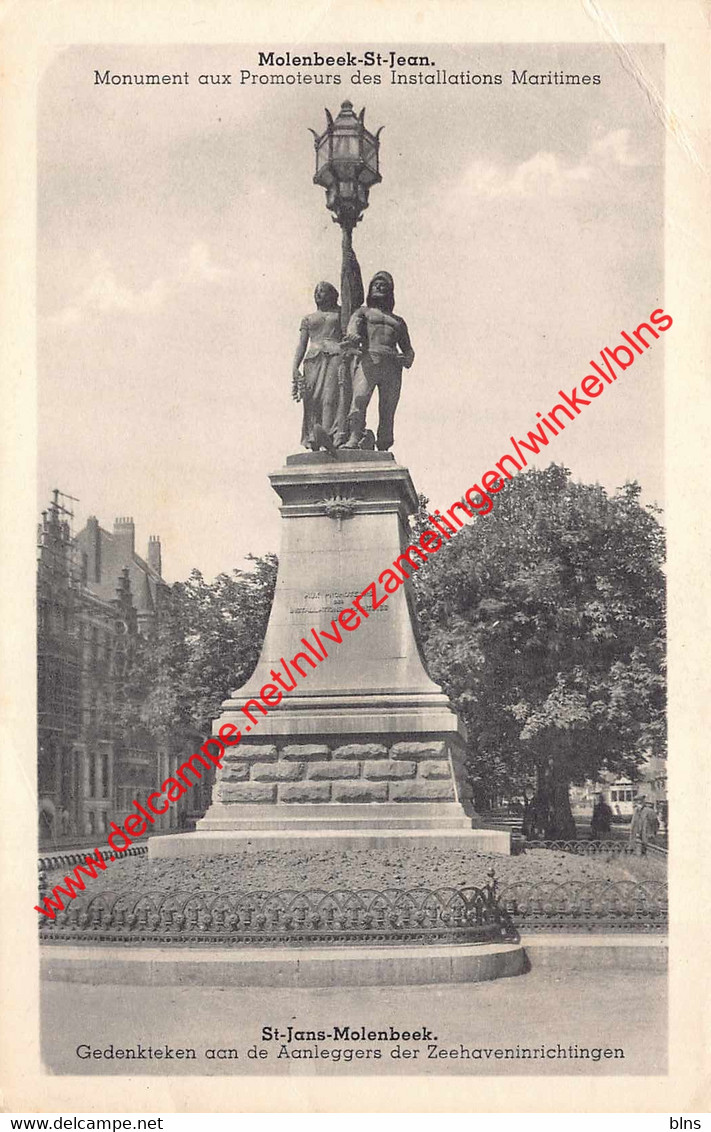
left=292, top=282, right=348, bottom=451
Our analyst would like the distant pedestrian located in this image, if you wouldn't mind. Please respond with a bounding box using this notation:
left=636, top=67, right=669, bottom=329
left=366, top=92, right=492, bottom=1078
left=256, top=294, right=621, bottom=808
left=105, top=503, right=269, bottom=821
left=657, top=799, right=668, bottom=838
left=38, top=798, right=56, bottom=845
left=591, top=795, right=613, bottom=840
left=629, top=798, right=642, bottom=849
left=630, top=797, right=659, bottom=855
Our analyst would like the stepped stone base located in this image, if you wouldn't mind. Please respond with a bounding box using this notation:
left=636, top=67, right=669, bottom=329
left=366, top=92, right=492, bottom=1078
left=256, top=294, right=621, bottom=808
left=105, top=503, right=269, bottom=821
left=198, top=802, right=473, bottom=832
left=162, top=732, right=514, bottom=853
left=155, top=452, right=513, bottom=859
left=149, top=827, right=511, bottom=857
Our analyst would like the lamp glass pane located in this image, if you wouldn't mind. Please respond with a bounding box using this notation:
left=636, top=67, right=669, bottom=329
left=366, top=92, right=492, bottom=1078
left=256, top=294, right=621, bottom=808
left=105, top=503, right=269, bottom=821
left=333, top=133, right=360, bottom=159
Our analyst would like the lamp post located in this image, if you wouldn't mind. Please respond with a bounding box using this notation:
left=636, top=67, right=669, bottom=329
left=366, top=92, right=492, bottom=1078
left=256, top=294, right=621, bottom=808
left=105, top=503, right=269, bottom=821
left=310, top=100, right=383, bottom=331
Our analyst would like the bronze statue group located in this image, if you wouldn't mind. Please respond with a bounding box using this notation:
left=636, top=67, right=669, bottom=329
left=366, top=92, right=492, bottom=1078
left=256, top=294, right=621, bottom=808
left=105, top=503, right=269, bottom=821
left=292, top=271, right=414, bottom=454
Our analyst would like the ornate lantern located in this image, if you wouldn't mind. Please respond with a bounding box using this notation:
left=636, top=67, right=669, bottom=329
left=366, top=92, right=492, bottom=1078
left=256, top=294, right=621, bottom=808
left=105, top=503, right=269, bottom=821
left=310, top=100, right=383, bottom=232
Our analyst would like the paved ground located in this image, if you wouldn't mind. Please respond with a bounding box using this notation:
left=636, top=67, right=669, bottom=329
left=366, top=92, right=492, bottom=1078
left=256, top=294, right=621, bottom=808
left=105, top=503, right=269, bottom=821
left=41, top=966, right=666, bottom=1077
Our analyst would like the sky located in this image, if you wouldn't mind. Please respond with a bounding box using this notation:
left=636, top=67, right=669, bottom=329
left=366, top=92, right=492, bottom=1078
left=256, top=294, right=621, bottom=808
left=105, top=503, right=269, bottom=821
left=38, top=42, right=665, bottom=582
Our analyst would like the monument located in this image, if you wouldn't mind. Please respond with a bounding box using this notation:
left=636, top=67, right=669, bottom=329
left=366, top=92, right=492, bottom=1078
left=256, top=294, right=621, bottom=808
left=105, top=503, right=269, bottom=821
left=151, top=102, right=509, bottom=857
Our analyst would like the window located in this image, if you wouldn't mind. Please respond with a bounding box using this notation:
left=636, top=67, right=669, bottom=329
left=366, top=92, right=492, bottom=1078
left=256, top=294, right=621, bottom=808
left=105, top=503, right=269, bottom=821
left=118, top=785, right=139, bottom=809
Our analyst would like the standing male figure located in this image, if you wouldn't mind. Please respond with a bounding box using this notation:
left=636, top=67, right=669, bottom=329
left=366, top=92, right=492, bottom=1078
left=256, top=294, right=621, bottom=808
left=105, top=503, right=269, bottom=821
left=343, top=271, right=415, bottom=451
left=630, top=796, right=659, bottom=855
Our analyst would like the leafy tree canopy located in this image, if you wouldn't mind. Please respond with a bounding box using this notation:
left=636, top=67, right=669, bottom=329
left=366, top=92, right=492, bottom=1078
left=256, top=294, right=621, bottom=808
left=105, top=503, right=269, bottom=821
left=411, top=465, right=666, bottom=835
left=115, top=555, right=277, bottom=742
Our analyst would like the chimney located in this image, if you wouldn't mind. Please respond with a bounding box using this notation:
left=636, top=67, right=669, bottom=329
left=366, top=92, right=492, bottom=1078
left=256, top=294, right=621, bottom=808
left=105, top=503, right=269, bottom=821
left=85, top=515, right=101, bottom=582
left=147, top=535, right=162, bottom=577
left=115, top=565, right=131, bottom=601
left=112, top=516, right=135, bottom=561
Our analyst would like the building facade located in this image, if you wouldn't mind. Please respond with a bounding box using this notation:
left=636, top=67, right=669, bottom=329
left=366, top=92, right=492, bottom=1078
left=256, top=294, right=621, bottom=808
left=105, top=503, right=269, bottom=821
left=37, top=493, right=210, bottom=846
left=76, top=515, right=165, bottom=636
left=37, top=494, right=83, bottom=841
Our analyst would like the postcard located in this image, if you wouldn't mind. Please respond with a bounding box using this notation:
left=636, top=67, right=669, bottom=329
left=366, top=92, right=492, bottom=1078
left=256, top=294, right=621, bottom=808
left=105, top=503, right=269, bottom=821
left=0, top=0, right=708, bottom=1115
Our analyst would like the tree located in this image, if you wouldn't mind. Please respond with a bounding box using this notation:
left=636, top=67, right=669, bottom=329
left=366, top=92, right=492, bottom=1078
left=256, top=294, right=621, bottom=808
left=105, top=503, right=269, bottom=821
left=114, top=555, right=278, bottom=742
left=411, top=465, right=666, bottom=838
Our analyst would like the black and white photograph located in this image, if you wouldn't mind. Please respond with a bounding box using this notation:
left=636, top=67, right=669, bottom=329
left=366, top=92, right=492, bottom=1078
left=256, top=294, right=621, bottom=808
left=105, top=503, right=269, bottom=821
left=1, top=0, right=709, bottom=1117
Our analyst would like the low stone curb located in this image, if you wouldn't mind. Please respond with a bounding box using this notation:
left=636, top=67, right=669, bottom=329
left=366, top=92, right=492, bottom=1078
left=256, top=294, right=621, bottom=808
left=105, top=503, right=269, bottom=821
left=41, top=940, right=526, bottom=988
left=40, top=934, right=668, bottom=987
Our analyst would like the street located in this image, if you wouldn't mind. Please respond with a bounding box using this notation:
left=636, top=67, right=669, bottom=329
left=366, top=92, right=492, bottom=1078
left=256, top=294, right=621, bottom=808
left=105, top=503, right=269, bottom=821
left=42, top=965, right=666, bottom=1076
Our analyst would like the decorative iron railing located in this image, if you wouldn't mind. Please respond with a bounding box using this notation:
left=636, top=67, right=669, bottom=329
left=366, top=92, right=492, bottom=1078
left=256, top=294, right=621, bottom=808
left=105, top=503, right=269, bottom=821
left=498, top=879, right=667, bottom=933
left=38, top=851, right=668, bottom=944
left=38, top=879, right=517, bottom=947
left=38, top=844, right=147, bottom=872
left=520, top=839, right=666, bottom=857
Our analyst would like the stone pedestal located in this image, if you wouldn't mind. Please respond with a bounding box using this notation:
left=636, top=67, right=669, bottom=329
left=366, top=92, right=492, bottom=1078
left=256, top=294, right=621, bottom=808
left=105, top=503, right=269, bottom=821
left=151, top=452, right=509, bottom=856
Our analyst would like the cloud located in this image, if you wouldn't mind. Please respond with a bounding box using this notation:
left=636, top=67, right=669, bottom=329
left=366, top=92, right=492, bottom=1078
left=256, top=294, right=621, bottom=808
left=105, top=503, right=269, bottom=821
left=180, top=240, right=232, bottom=284
left=460, top=151, right=592, bottom=198
left=589, top=128, right=642, bottom=167
left=451, top=128, right=643, bottom=202
left=46, top=240, right=232, bottom=326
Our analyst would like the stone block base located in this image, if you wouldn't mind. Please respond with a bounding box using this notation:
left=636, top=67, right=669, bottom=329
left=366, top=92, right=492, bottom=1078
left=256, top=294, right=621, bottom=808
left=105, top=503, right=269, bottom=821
left=201, top=734, right=473, bottom=833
